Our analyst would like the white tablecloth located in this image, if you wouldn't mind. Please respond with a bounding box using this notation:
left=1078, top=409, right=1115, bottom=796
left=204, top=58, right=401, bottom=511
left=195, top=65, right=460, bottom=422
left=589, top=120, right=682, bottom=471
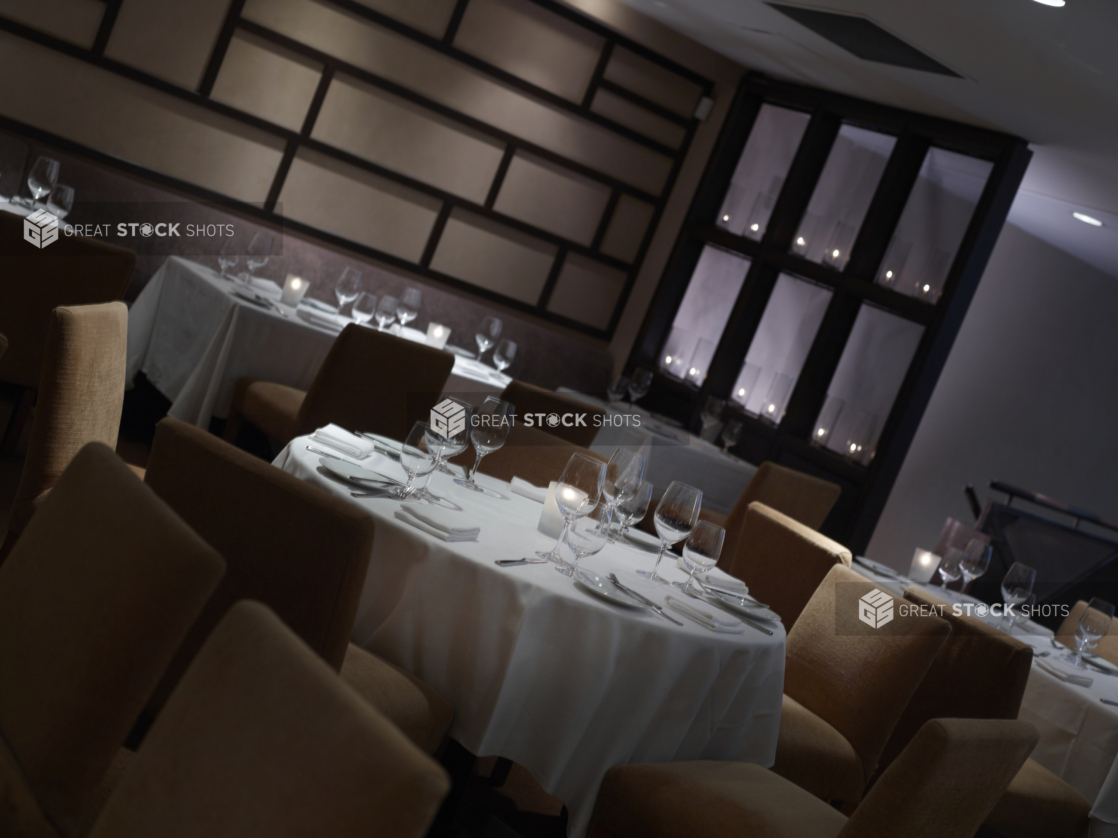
left=557, top=389, right=758, bottom=517
left=275, top=436, right=785, bottom=837
left=126, top=257, right=510, bottom=428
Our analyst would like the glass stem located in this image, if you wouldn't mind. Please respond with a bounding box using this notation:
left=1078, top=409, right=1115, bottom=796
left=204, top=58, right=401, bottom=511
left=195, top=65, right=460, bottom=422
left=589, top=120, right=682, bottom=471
left=549, top=516, right=573, bottom=560
left=651, top=540, right=669, bottom=576
left=468, top=450, right=486, bottom=482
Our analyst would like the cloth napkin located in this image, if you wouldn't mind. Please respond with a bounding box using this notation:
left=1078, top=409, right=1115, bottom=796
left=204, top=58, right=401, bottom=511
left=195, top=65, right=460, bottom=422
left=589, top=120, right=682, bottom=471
left=311, top=424, right=376, bottom=459
left=510, top=477, right=547, bottom=503
left=247, top=277, right=283, bottom=298
left=395, top=503, right=479, bottom=542
left=664, top=596, right=745, bottom=633
left=296, top=308, right=344, bottom=332
left=1036, top=658, right=1093, bottom=688
left=700, top=571, right=748, bottom=594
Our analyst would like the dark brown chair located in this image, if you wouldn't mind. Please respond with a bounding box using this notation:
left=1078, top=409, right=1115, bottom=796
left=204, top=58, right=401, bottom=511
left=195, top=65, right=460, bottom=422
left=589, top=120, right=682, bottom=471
left=142, top=417, right=453, bottom=755
left=223, top=324, right=454, bottom=446
left=0, top=332, right=7, bottom=360
left=450, top=423, right=607, bottom=487
left=1, top=303, right=128, bottom=563
left=500, top=380, right=606, bottom=447
left=0, top=213, right=134, bottom=451
left=90, top=602, right=449, bottom=838
left=0, top=443, right=224, bottom=838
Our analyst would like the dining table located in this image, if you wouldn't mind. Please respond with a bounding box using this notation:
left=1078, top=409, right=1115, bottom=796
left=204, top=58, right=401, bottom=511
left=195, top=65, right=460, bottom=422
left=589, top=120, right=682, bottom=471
left=274, top=433, right=786, bottom=837
left=126, top=256, right=511, bottom=429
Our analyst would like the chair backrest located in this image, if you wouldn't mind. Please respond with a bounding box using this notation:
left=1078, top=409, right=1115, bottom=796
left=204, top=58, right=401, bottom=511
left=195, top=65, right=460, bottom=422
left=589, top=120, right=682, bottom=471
left=0, top=214, right=134, bottom=389
left=786, top=565, right=951, bottom=792
left=0, top=332, right=7, bottom=361
left=451, top=423, right=607, bottom=486
left=142, top=417, right=376, bottom=714
left=719, top=461, right=842, bottom=570
left=873, top=587, right=1034, bottom=774
left=728, top=502, right=852, bottom=626
left=90, top=601, right=449, bottom=838
left=295, top=325, right=455, bottom=441
left=1056, top=599, right=1118, bottom=666
left=840, top=718, right=1038, bottom=838
left=499, top=380, right=606, bottom=447
left=7, top=303, right=128, bottom=540
left=0, top=443, right=224, bottom=837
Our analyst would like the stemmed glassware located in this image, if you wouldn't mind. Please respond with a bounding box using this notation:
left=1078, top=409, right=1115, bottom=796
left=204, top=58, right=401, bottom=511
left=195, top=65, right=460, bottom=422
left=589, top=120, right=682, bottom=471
left=375, top=296, right=398, bottom=331
left=720, top=419, right=743, bottom=452
left=612, top=481, right=653, bottom=542
left=394, top=422, right=438, bottom=499
left=596, top=448, right=646, bottom=534
left=999, top=562, right=1036, bottom=629
left=627, top=368, right=653, bottom=404
left=556, top=505, right=611, bottom=577
left=397, top=287, right=422, bottom=327
left=699, top=396, right=725, bottom=439
left=676, top=521, right=725, bottom=595
left=606, top=376, right=629, bottom=407
left=960, top=539, right=992, bottom=593
left=334, top=268, right=362, bottom=315
left=454, top=396, right=514, bottom=493
left=493, top=340, right=517, bottom=373
left=27, top=156, right=59, bottom=207
left=536, top=453, right=606, bottom=563
left=1065, top=598, right=1114, bottom=668
left=243, top=232, right=273, bottom=284
left=937, top=548, right=964, bottom=595
left=638, top=481, right=702, bottom=584
left=217, top=237, right=241, bottom=280
left=352, top=292, right=376, bottom=326
left=476, top=316, right=502, bottom=360
left=416, top=401, right=472, bottom=501
left=46, top=184, right=73, bottom=219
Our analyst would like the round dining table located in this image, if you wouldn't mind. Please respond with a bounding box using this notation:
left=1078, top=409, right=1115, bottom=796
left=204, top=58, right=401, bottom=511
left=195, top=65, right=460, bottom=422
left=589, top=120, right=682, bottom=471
left=275, top=436, right=786, bottom=837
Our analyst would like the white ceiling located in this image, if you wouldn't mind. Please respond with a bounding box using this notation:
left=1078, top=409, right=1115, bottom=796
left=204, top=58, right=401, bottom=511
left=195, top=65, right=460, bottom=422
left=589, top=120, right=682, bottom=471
left=617, top=0, right=1118, bottom=277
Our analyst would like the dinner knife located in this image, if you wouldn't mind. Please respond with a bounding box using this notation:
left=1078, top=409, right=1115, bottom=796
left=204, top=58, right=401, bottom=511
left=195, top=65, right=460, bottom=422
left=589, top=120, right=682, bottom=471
left=607, top=574, right=684, bottom=626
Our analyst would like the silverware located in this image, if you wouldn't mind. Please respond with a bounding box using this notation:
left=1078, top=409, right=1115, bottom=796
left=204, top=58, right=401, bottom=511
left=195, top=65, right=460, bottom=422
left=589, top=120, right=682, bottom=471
left=607, top=573, right=683, bottom=626
left=694, top=578, right=769, bottom=608
left=1102, top=698, right=1118, bottom=707
left=495, top=558, right=549, bottom=567
left=1083, top=659, right=1118, bottom=676
left=689, top=583, right=777, bottom=635
left=266, top=298, right=289, bottom=318
left=308, top=446, right=344, bottom=461
left=1035, top=651, right=1050, bottom=658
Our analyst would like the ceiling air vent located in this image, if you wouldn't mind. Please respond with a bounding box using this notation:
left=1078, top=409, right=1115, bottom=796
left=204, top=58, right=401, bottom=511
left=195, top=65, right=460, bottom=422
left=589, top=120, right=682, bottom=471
left=766, top=4, right=962, bottom=78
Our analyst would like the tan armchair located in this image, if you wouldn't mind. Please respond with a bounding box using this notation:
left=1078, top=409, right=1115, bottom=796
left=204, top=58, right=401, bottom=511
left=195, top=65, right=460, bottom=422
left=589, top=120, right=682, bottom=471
left=89, top=602, right=449, bottom=838
left=1055, top=599, right=1118, bottom=665
left=500, top=380, right=606, bottom=447
left=223, top=324, right=454, bottom=446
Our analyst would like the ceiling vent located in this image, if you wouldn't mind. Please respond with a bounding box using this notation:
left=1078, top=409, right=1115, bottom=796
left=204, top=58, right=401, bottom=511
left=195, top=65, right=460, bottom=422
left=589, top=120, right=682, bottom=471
left=766, top=4, right=962, bottom=78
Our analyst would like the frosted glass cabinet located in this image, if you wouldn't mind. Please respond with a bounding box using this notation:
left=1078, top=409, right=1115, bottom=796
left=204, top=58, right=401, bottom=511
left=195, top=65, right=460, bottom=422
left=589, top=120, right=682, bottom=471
left=632, top=74, right=1030, bottom=550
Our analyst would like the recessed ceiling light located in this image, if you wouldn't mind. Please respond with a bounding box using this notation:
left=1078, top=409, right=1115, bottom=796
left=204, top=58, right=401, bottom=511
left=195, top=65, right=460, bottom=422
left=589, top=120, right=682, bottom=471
left=1032, top=0, right=1066, bottom=6
left=1073, top=211, right=1103, bottom=226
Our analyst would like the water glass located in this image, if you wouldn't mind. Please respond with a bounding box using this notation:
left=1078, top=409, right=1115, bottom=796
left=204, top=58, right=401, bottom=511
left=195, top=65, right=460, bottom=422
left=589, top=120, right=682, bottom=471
left=493, top=339, right=517, bottom=372
left=395, top=422, right=437, bottom=499
left=46, top=184, right=73, bottom=219
left=1000, top=562, right=1036, bottom=628
left=720, top=419, right=743, bottom=452
left=397, top=287, right=422, bottom=326
left=676, top=521, right=724, bottom=596
left=416, top=400, right=472, bottom=500
left=454, top=396, right=514, bottom=493
left=700, top=396, right=725, bottom=437
left=557, top=505, right=611, bottom=577
left=1068, top=598, right=1114, bottom=668
left=1012, top=592, right=1036, bottom=632
left=537, top=453, right=606, bottom=563
left=375, top=295, right=398, bottom=331
left=628, top=368, right=653, bottom=403
left=960, top=539, right=991, bottom=590
left=245, top=232, right=273, bottom=279
left=217, top=237, right=241, bottom=279
left=597, top=448, right=646, bottom=535
left=352, top=292, right=376, bottom=326
left=613, top=480, right=653, bottom=542
left=334, top=267, right=362, bottom=313
left=606, top=376, right=629, bottom=406
left=639, top=481, right=702, bottom=584
left=937, top=548, right=964, bottom=594
left=27, top=156, right=59, bottom=205
left=475, top=316, right=502, bottom=358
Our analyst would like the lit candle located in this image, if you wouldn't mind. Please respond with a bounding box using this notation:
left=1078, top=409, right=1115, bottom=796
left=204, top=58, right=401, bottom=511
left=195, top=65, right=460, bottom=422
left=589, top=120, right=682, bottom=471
left=909, top=549, right=941, bottom=584
left=281, top=274, right=310, bottom=307
left=426, top=322, right=450, bottom=350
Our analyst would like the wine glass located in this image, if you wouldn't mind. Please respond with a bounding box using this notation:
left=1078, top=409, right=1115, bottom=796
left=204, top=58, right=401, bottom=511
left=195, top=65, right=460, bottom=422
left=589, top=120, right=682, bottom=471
left=613, top=481, right=653, bottom=542
left=352, top=292, right=377, bottom=326
left=334, top=267, right=362, bottom=314
left=454, top=396, right=514, bottom=493
left=27, top=156, right=59, bottom=207
left=493, top=340, right=517, bottom=373
left=394, top=422, right=438, bottom=499
left=416, top=400, right=472, bottom=500
left=638, top=481, right=702, bottom=584
left=375, top=295, right=398, bottom=331
left=1012, top=592, right=1036, bottom=632
left=720, top=419, right=743, bottom=452
left=596, top=447, right=646, bottom=536
left=217, top=237, right=241, bottom=279
left=999, top=562, right=1036, bottom=629
left=245, top=232, right=273, bottom=281
left=476, top=316, right=502, bottom=359
left=627, top=368, right=653, bottom=403
left=676, top=521, right=725, bottom=595
left=606, top=376, right=629, bottom=407
left=557, top=505, right=611, bottom=577
left=937, top=548, right=964, bottom=597
left=700, top=396, right=725, bottom=438
left=536, top=453, right=605, bottom=562
left=1066, top=598, right=1114, bottom=668
left=960, top=539, right=992, bottom=592
left=397, top=287, right=422, bottom=327
left=46, top=184, right=73, bottom=219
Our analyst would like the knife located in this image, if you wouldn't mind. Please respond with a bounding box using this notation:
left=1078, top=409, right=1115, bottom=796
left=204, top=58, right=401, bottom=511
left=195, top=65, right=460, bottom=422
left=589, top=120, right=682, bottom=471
left=607, top=573, right=683, bottom=626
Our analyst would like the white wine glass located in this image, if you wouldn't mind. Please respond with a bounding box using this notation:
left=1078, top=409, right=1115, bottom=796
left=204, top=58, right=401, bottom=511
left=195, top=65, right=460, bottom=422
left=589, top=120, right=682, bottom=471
left=536, top=452, right=605, bottom=563
left=397, top=287, right=422, bottom=326
left=999, top=562, right=1036, bottom=629
left=46, top=184, right=73, bottom=219
left=700, top=396, right=725, bottom=437
left=960, top=539, right=992, bottom=592
left=244, top=232, right=273, bottom=282
left=375, top=295, right=398, bottom=331
left=937, top=548, right=964, bottom=599
left=638, top=481, right=702, bottom=584
left=1067, top=598, right=1114, bottom=668
left=627, top=368, right=653, bottom=403
left=720, top=418, right=743, bottom=452
left=606, top=376, right=629, bottom=407
left=493, top=340, right=517, bottom=372
left=415, top=399, right=472, bottom=500
left=454, top=396, right=514, bottom=493
left=676, top=521, right=725, bottom=596
left=217, top=237, right=241, bottom=279
left=597, top=447, right=646, bottom=536
left=394, top=422, right=437, bottom=499
left=27, top=156, right=59, bottom=206
left=557, top=505, right=611, bottom=577
left=612, top=480, right=653, bottom=543
left=476, top=316, right=502, bottom=359
left=352, top=292, right=376, bottom=326
left=334, top=267, right=362, bottom=314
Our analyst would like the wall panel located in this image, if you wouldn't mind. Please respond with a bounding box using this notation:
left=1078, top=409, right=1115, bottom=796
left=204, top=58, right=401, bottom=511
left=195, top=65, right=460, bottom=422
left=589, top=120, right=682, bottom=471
left=591, top=88, right=686, bottom=149
left=105, top=0, right=230, bottom=89
left=604, top=47, right=702, bottom=117
left=547, top=255, right=626, bottom=329
left=212, top=32, right=324, bottom=132
left=349, top=0, right=458, bottom=37
left=600, top=194, right=655, bottom=263
left=493, top=153, right=610, bottom=246
left=0, top=0, right=102, bottom=47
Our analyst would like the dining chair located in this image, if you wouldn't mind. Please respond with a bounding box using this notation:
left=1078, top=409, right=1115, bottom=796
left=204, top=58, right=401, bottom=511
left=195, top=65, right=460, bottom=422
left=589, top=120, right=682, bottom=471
left=725, top=501, right=852, bottom=626
left=142, top=417, right=453, bottom=755
left=0, top=332, right=7, bottom=360
left=0, top=302, right=128, bottom=565
left=89, top=601, right=449, bottom=838
left=223, top=324, right=454, bottom=447
left=590, top=717, right=1038, bottom=838
left=0, top=443, right=224, bottom=838
left=1055, top=599, right=1118, bottom=664
left=0, top=213, right=134, bottom=452
left=772, top=565, right=950, bottom=806
left=449, top=422, right=607, bottom=487
left=500, top=380, right=606, bottom=447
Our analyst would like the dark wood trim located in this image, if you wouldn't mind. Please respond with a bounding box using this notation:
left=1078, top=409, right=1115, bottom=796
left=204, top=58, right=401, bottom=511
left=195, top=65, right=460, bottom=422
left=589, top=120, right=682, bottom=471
left=198, top=0, right=246, bottom=96
left=484, top=145, right=516, bottom=210
left=265, top=65, right=335, bottom=211
left=590, top=190, right=621, bottom=251
left=582, top=41, right=614, bottom=109
left=537, top=247, right=568, bottom=309
left=442, top=0, right=471, bottom=44
left=419, top=204, right=453, bottom=269
left=597, top=79, right=692, bottom=127
left=91, top=0, right=122, bottom=56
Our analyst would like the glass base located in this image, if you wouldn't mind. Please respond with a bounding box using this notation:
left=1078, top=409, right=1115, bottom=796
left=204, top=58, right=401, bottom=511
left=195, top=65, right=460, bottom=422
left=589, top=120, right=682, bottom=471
left=554, top=561, right=575, bottom=577
left=453, top=478, right=485, bottom=493
left=636, top=570, right=669, bottom=585
left=536, top=547, right=563, bottom=562
left=672, top=580, right=700, bottom=596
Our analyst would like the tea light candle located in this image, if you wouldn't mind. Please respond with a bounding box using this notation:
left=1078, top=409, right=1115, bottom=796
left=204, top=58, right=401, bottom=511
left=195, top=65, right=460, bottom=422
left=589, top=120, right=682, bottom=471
left=909, top=549, right=941, bottom=584
left=537, top=482, right=563, bottom=538
left=427, top=322, right=451, bottom=350
left=281, top=274, right=309, bottom=307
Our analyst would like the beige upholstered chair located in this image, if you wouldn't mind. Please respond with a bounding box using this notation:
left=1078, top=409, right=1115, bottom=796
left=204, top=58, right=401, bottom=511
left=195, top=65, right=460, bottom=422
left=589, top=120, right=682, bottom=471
left=0, top=303, right=128, bottom=564
left=223, top=324, right=454, bottom=446
left=725, top=501, right=852, bottom=626
left=0, top=213, right=134, bottom=450
left=500, top=380, right=606, bottom=447
left=772, top=565, right=950, bottom=805
left=0, top=443, right=224, bottom=838
left=142, top=417, right=453, bottom=754
left=591, top=718, right=1038, bottom=838
left=89, top=602, right=449, bottom=838
left=450, top=423, right=607, bottom=487
left=1055, top=599, right=1118, bottom=664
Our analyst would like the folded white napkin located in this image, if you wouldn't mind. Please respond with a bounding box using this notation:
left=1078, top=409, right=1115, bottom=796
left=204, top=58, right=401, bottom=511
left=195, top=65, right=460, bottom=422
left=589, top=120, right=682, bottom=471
left=510, top=477, right=547, bottom=503
left=395, top=502, right=479, bottom=542
left=1036, top=658, right=1093, bottom=688
left=297, top=308, right=344, bottom=332
left=311, top=424, right=376, bottom=459
left=247, top=277, right=283, bottom=298
left=700, top=571, right=748, bottom=594
left=665, top=596, right=745, bottom=633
